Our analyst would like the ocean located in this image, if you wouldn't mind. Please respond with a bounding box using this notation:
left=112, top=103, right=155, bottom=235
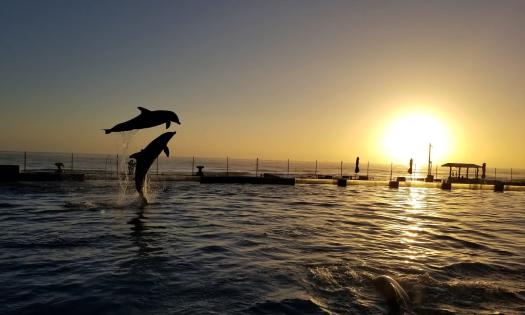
left=1, top=152, right=524, bottom=314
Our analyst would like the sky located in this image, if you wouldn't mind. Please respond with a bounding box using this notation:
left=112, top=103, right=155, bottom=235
left=1, top=0, right=524, bottom=167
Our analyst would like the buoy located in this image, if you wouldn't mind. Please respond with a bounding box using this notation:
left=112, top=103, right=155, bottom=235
left=441, top=182, right=452, bottom=190
left=388, top=181, right=399, bottom=188
left=494, top=181, right=504, bottom=192
left=337, top=178, right=347, bottom=187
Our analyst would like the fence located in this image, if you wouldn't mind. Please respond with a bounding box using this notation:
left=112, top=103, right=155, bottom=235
left=2, top=151, right=525, bottom=182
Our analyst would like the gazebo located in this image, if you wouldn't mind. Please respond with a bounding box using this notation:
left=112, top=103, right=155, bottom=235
left=442, top=162, right=485, bottom=182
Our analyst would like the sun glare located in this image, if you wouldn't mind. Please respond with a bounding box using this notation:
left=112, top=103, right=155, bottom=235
left=381, top=112, right=452, bottom=165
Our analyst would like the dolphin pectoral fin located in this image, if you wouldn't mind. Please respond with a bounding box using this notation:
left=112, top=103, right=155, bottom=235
left=164, top=147, right=170, bottom=157
left=138, top=107, right=151, bottom=114
left=165, top=121, right=171, bottom=129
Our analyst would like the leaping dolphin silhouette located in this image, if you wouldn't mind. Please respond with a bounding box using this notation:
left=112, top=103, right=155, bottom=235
left=129, top=132, right=176, bottom=204
left=104, top=107, right=180, bottom=134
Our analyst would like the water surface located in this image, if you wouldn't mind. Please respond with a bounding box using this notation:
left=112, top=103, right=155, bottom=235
left=1, top=181, right=524, bottom=314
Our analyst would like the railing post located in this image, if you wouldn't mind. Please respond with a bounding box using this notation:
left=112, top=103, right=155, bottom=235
left=287, top=159, right=290, bottom=177
left=226, top=156, right=229, bottom=176
left=23, top=151, right=27, bottom=172
left=256, top=157, right=259, bottom=177
left=71, top=153, right=74, bottom=172
left=315, top=160, right=318, bottom=177
left=192, top=156, right=195, bottom=175
left=340, top=161, right=343, bottom=177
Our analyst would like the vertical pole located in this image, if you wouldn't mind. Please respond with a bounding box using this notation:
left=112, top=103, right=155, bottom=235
left=256, top=157, right=259, bottom=177
left=390, top=162, right=393, bottom=181
left=494, top=168, right=497, bottom=180
left=287, top=159, right=290, bottom=177
left=427, top=143, right=432, bottom=176
left=116, top=154, right=119, bottom=176
left=366, top=161, right=369, bottom=178
left=24, top=151, right=27, bottom=172
left=511, top=168, right=513, bottom=181
left=192, top=156, right=195, bottom=175
left=340, top=161, right=343, bottom=177
left=435, top=165, right=438, bottom=179
left=315, top=160, right=318, bottom=177
left=226, top=156, right=229, bottom=176
left=71, top=153, right=74, bottom=172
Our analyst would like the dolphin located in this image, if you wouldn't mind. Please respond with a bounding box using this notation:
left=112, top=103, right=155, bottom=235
left=129, top=132, right=176, bottom=204
left=104, top=107, right=180, bottom=134
left=373, top=275, right=412, bottom=315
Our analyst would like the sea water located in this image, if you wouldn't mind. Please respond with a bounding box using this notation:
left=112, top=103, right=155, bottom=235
left=1, top=178, right=524, bottom=314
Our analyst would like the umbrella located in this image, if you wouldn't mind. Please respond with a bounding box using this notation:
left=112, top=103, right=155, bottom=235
left=355, top=157, right=360, bottom=174
left=408, top=158, right=413, bottom=174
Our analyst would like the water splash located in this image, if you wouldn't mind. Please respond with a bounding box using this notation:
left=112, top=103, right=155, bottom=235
left=114, top=131, right=138, bottom=203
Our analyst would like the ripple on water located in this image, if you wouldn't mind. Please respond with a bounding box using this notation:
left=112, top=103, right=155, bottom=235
left=1, top=182, right=524, bottom=314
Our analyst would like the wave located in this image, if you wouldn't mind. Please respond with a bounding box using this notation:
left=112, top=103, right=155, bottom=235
left=247, top=298, right=328, bottom=315
left=1, top=235, right=109, bottom=250
left=439, top=261, right=522, bottom=277
left=63, top=198, right=145, bottom=211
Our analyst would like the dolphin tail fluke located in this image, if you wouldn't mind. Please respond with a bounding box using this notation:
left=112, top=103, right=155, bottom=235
left=104, top=129, right=112, bottom=134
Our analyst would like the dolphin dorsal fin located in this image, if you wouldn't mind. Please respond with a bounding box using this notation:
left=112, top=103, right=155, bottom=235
left=138, top=107, right=151, bottom=114
left=163, top=147, right=170, bottom=157
left=165, top=121, right=171, bottom=129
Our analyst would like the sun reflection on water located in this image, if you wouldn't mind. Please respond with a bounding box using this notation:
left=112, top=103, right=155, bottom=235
left=394, top=188, right=437, bottom=263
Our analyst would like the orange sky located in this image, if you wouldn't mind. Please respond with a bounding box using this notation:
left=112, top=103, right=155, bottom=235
left=1, top=1, right=524, bottom=167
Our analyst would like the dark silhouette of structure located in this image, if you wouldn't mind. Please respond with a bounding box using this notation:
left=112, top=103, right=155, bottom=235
left=442, top=162, right=484, bottom=183
left=196, top=165, right=204, bottom=176
left=130, top=132, right=176, bottom=204
left=104, top=107, right=180, bottom=134
left=55, top=162, right=64, bottom=174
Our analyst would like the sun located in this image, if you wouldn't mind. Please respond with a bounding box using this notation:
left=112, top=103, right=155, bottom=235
left=381, top=111, right=453, bottom=165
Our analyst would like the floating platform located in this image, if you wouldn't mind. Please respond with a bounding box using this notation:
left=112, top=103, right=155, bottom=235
left=1, top=165, right=85, bottom=182
left=200, top=175, right=295, bottom=185
left=0, top=165, right=19, bottom=181
left=18, top=172, right=85, bottom=181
